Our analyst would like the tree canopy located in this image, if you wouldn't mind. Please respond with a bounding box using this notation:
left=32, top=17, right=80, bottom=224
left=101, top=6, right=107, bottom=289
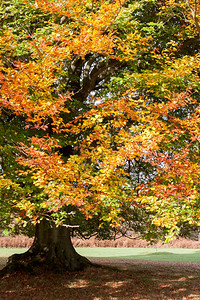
left=0, top=0, right=200, bottom=243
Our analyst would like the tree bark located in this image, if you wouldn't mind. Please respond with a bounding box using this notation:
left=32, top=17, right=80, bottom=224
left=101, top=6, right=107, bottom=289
left=1, top=219, right=91, bottom=276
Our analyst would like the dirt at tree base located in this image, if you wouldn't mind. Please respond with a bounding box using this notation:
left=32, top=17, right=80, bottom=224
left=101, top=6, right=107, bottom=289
left=0, top=260, right=200, bottom=300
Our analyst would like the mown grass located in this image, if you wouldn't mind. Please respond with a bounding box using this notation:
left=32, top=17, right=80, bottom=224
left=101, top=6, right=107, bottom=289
left=1, top=247, right=200, bottom=263
left=0, top=248, right=28, bottom=257
left=77, top=247, right=200, bottom=264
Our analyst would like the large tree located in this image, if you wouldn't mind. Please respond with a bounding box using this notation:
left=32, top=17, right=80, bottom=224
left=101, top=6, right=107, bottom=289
left=0, top=0, right=199, bottom=273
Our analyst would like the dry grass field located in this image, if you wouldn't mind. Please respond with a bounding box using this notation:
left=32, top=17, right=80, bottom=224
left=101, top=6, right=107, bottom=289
left=0, top=235, right=200, bottom=249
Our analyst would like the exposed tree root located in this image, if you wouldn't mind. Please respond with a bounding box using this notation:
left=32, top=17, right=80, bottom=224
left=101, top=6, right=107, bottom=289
left=0, top=248, right=91, bottom=277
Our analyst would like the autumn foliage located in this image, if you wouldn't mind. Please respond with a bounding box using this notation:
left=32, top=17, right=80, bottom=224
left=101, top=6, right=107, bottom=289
left=0, top=0, right=200, bottom=242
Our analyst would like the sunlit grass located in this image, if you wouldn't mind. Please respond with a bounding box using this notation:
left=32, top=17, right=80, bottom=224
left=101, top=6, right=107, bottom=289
left=1, top=247, right=200, bottom=263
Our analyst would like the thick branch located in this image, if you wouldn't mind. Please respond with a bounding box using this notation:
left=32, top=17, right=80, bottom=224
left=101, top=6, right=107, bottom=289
left=186, top=0, right=200, bottom=34
left=75, top=58, right=121, bottom=101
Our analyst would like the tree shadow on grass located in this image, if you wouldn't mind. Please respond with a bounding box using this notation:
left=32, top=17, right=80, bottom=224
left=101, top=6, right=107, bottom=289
left=0, top=258, right=200, bottom=300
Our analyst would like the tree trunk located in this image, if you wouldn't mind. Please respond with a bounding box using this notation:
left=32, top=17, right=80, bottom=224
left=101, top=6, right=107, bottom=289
left=1, top=219, right=91, bottom=276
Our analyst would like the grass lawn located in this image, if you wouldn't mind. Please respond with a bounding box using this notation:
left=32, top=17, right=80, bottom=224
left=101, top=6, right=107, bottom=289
left=1, top=247, right=199, bottom=264
left=0, top=248, right=200, bottom=300
left=77, top=247, right=200, bottom=264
